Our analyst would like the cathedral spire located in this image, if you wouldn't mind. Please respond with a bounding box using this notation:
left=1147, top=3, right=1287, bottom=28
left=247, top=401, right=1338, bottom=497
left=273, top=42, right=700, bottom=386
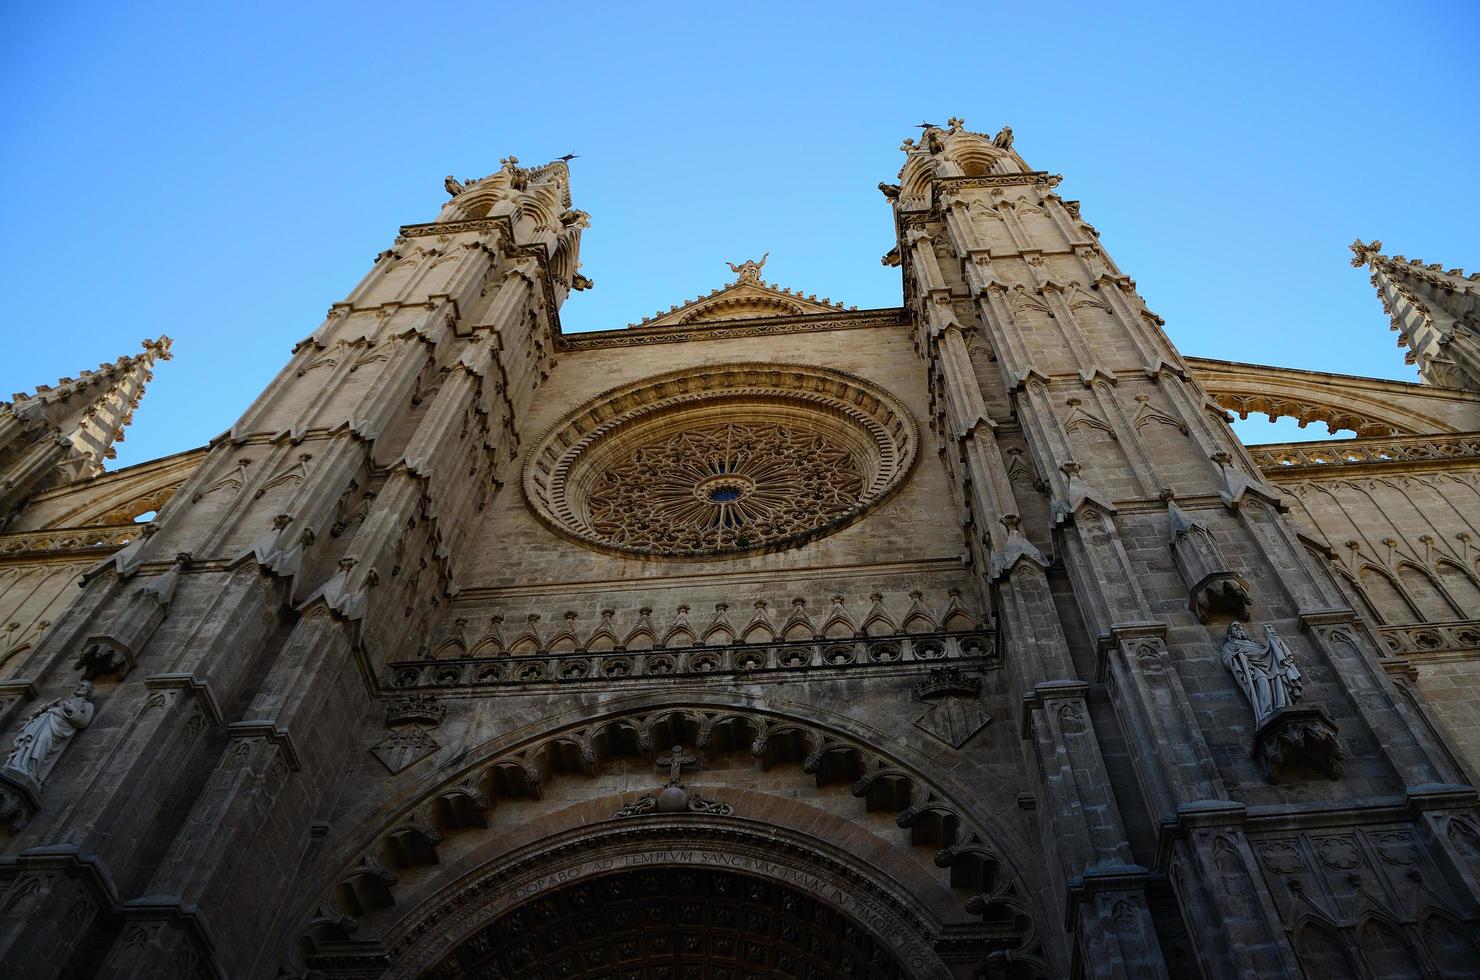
left=0, top=336, right=171, bottom=525
left=1351, top=239, right=1480, bottom=390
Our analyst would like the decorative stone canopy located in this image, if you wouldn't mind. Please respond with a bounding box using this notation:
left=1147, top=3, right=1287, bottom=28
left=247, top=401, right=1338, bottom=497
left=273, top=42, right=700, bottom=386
left=523, top=364, right=917, bottom=559
left=628, top=256, right=855, bottom=328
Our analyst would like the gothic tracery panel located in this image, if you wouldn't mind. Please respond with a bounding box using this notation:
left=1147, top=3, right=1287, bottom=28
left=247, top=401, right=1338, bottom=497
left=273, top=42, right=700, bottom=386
left=523, top=364, right=917, bottom=559
left=586, top=421, right=865, bottom=555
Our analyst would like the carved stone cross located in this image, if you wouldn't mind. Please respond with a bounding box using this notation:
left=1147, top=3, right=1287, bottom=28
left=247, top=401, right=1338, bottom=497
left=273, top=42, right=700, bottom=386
left=657, top=746, right=697, bottom=784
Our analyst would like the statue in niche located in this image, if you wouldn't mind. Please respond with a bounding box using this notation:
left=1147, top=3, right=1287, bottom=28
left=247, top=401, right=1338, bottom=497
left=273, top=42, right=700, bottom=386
left=1220, top=622, right=1302, bottom=725
left=1221, top=622, right=1342, bottom=783
left=4, top=680, right=95, bottom=784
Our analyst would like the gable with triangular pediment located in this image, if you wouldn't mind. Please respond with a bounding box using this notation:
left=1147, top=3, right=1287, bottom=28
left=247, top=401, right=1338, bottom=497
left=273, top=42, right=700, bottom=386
left=629, top=254, right=855, bottom=328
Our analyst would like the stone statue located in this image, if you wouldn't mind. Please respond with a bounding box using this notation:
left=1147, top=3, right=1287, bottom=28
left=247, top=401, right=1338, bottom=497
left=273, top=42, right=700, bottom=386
left=4, top=680, right=95, bottom=783
left=726, top=252, right=769, bottom=283
left=444, top=175, right=465, bottom=198
left=1220, top=622, right=1303, bottom=725
left=877, top=182, right=901, bottom=201
left=993, top=126, right=1014, bottom=150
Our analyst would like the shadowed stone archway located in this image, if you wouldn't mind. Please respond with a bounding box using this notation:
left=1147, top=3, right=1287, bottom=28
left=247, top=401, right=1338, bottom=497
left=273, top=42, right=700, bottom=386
left=367, top=819, right=978, bottom=980
left=425, top=865, right=910, bottom=979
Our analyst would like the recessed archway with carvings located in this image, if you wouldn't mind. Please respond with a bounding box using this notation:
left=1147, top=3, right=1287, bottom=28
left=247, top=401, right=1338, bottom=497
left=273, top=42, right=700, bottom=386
left=286, top=696, right=1054, bottom=980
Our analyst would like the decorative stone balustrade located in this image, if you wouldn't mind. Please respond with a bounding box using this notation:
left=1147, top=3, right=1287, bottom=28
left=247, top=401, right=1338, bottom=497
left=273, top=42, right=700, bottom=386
left=1251, top=433, right=1480, bottom=472
left=385, top=630, right=995, bottom=692
left=0, top=523, right=140, bottom=558
left=1379, top=621, right=1480, bottom=658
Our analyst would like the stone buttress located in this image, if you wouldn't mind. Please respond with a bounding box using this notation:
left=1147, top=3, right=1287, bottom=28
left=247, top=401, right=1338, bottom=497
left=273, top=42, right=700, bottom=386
left=0, top=158, right=585, bottom=976
left=886, top=119, right=1480, bottom=978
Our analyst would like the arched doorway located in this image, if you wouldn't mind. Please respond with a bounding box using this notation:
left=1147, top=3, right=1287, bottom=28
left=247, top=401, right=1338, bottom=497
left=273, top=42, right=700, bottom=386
left=284, top=698, right=1056, bottom=979
left=371, top=818, right=965, bottom=980
left=426, top=865, right=909, bottom=979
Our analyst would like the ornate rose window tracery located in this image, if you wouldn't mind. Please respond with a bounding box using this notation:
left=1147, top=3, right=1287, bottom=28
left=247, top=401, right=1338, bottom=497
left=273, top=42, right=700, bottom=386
left=524, top=365, right=917, bottom=559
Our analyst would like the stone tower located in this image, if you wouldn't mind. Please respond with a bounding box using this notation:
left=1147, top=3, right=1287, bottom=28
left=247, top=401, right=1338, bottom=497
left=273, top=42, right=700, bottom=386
left=1, top=126, right=1477, bottom=979
left=0, top=337, right=171, bottom=529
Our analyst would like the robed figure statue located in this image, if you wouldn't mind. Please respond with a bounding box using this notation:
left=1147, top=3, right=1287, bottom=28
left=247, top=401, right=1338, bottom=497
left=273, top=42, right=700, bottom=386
left=1220, top=622, right=1303, bottom=726
left=4, top=679, right=95, bottom=784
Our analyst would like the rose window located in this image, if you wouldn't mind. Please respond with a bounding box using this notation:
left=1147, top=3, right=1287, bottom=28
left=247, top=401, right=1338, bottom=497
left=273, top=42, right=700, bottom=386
left=523, top=365, right=916, bottom=559
left=587, top=422, right=866, bottom=553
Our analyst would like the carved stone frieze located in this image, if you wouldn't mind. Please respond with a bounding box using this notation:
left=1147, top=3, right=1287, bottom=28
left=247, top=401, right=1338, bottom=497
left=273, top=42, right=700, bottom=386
left=1251, top=432, right=1480, bottom=473
left=558, top=309, right=907, bottom=350
left=386, top=630, right=992, bottom=693
left=1379, top=621, right=1480, bottom=657
left=0, top=524, right=140, bottom=558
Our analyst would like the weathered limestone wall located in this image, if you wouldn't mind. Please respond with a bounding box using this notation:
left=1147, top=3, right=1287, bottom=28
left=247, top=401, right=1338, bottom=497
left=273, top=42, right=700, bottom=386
left=0, top=158, right=585, bottom=978
left=2, top=133, right=1477, bottom=980
left=1262, top=442, right=1480, bottom=778
left=0, top=450, right=204, bottom=681
left=891, top=118, right=1480, bottom=978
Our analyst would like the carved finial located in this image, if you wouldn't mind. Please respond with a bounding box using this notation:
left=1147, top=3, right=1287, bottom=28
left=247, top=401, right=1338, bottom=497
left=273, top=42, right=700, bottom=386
left=1349, top=239, right=1382, bottom=268
left=947, top=116, right=966, bottom=133
left=725, top=252, right=769, bottom=284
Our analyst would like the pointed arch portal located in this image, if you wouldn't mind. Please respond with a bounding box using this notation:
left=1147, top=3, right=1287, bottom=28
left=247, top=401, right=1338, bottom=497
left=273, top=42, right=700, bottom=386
left=288, top=696, right=1054, bottom=979
left=404, top=828, right=938, bottom=980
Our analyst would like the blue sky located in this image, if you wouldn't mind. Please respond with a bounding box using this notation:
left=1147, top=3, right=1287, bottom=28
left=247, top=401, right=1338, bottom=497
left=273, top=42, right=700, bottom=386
left=3, top=1, right=1476, bottom=469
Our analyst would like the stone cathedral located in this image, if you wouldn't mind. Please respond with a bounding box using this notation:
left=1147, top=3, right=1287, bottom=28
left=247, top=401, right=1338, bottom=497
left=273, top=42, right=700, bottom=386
left=2, top=120, right=1479, bottom=980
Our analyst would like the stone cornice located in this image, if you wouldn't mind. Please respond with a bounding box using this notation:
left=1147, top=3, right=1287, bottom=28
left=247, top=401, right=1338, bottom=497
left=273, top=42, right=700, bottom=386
left=457, top=557, right=964, bottom=601
left=144, top=672, right=225, bottom=726
left=557, top=308, right=908, bottom=351
left=1185, top=356, right=1478, bottom=402
left=225, top=720, right=304, bottom=771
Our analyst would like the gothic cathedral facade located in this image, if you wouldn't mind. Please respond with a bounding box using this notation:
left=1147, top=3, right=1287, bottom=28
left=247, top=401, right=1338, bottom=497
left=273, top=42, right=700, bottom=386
left=2, top=121, right=1479, bottom=979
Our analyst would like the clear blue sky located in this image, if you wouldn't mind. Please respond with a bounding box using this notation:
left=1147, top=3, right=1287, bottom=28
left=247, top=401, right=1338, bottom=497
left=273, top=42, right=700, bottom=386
left=3, top=1, right=1476, bottom=469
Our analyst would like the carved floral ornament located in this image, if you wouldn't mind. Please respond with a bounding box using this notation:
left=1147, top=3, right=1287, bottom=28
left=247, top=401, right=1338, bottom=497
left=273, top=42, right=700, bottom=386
left=523, top=365, right=918, bottom=559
